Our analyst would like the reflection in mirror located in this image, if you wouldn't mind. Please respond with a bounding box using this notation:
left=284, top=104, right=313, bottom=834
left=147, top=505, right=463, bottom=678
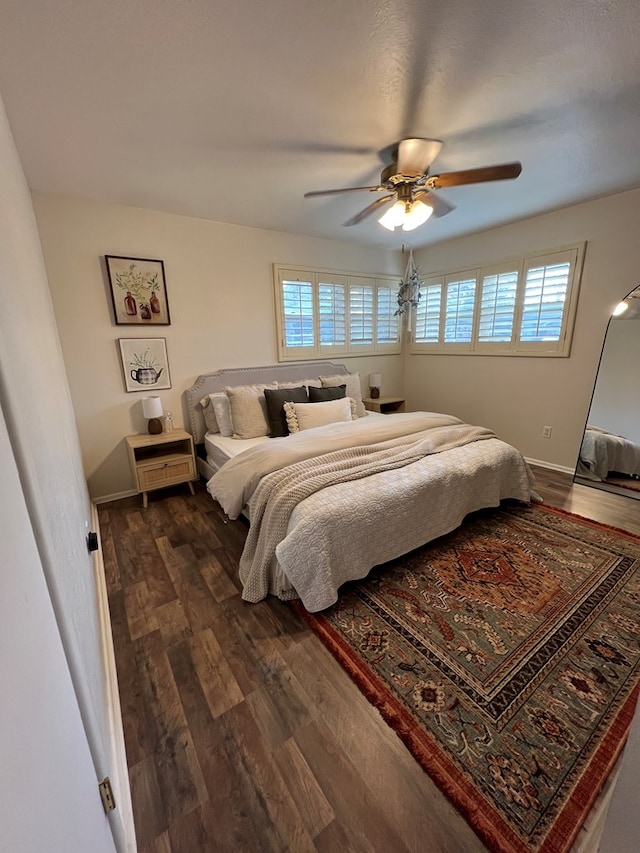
left=575, top=286, right=640, bottom=499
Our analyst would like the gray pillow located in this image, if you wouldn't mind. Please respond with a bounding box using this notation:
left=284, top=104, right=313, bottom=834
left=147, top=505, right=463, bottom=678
left=264, top=386, right=309, bottom=437
left=308, top=384, right=346, bottom=403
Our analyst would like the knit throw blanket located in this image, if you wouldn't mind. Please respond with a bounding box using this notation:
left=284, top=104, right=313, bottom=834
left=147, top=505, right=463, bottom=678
left=239, top=423, right=496, bottom=604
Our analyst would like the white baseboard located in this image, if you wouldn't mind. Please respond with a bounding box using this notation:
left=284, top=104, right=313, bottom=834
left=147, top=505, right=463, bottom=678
left=91, top=503, right=137, bottom=853
left=525, top=457, right=576, bottom=475
left=93, top=488, right=138, bottom=505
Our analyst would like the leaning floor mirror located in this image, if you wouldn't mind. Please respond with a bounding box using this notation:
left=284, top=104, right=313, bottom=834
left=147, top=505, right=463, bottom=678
left=574, top=286, right=640, bottom=499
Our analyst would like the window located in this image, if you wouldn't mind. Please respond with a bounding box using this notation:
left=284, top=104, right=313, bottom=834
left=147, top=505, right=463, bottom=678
left=274, top=265, right=401, bottom=360
left=282, top=278, right=314, bottom=350
left=412, top=244, right=584, bottom=356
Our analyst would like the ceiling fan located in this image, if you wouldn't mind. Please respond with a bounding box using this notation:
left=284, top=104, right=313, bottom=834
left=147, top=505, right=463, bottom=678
left=304, top=138, right=522, bottom=231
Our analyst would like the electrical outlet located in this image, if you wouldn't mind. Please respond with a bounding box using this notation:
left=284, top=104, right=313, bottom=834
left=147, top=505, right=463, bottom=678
left=542, top=425, right=552, bottom=439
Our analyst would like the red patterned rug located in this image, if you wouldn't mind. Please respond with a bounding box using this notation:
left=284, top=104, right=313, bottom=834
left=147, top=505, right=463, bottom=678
left=294, top=503, right=640, bottom=853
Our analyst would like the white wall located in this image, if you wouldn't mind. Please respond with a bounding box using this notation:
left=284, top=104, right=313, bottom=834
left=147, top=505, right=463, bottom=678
left=33, top=195, right=403, bottom=500
left=0, top=97, right=118, bottom=850
left=0, top=404, right=116, bottom=853
left=408, top=189, right=640, bottom=470
left=587, top=317, right=640, bottom=444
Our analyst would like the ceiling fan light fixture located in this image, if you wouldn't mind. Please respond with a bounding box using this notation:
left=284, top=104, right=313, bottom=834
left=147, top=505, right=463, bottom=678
left=401, top=199, right=434, bottom=231
left=378, top=197, right=434, bottom=232
left=378, top=200, right=407, bottom=231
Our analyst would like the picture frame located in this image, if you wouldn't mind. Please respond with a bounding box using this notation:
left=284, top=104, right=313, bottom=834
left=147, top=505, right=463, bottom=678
left=118, top=337, right=172, bottom=392
left=106, top=255, right=171, bottom=325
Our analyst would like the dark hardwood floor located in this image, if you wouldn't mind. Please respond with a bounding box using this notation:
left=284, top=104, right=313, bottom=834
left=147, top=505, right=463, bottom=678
left=99, top=465, right=640, bottom=852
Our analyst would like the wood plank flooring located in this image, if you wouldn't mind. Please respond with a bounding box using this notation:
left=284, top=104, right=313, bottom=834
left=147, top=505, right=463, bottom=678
left=99, top=466, right=640, bottom=852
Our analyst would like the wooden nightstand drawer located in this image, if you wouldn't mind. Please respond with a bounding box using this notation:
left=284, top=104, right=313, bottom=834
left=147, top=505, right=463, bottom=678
left=137, top=455, right=196, bottom=490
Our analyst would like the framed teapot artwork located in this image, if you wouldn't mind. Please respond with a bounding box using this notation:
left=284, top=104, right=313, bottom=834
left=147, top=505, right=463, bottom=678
left=119, top=338, right=171, bottom=392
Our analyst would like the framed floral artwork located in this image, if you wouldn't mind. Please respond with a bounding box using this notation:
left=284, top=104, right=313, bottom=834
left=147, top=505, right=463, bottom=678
left=106, top=255, right=171, bottom=325
left=118, top=337, right=172, bottom=392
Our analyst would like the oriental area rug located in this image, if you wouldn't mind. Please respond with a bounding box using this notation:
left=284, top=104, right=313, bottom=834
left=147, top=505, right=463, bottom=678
left=294, top=503, right=640, bottom=853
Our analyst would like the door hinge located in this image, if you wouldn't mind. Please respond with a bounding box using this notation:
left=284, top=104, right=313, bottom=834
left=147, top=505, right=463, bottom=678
left=98, top=777, right=116, bottom=813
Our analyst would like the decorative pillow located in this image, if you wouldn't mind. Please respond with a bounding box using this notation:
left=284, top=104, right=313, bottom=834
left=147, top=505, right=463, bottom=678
left=264, top=386, right=309, bottom=437
left=199, top=392, right=234, bottom=435
left=320, top=373, right=366, bottom=417
left=308, top=384, right=346, bottom=403
left=211, top=392, right=233, bottom=437
left=284, top=396, right=356, bottom=433
left=224, top=383, right=277, bottom=439
left=199, top=395, right=219, bottom=433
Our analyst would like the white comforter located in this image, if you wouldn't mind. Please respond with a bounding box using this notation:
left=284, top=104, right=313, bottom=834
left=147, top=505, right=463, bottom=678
left=207, top=412, right=536, bottom=611
left=577, top=426, right=640, bottom=481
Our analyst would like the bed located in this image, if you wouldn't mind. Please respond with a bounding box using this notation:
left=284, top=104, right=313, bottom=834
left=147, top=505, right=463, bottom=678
left=576, top=425, right=640, bottom=482
left=183, top=363, right=536, bottom=612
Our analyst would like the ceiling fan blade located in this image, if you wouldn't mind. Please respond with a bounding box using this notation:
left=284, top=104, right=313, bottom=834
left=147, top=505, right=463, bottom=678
left=304, top=185, right=384, bottom=198
left=413, top=189, right=455, bottom=218
left=343, top=194, right=395, bottom=226
left=426, top=161, right=522, bottom=189
left=396, top=138, right=443, bottom=177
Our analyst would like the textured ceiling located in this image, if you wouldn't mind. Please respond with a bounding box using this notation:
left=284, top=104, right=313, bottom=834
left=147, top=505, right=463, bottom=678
left=0, top=0, right=639, bottom=248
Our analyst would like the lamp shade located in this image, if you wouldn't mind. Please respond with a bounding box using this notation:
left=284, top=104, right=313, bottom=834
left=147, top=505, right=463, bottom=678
left=142, top=396, right=163, bottom=419
left=401, top=199, right=433, bottom=231
left=378, top=200, right=406, bottom=231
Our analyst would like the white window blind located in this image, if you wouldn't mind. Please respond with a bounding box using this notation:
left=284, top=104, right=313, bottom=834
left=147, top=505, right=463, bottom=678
left=415, top=282, right=442, bottom=343
left=478, top=269, right=518, bottom=343
left=318, top=281, right=346, bottom=348
left=349, top=282, right=374, bottom=346
left=520, top=261, right=569, bottom=342
left=376, top=283, right=399, bottom=344
left=282, top=278, right=314, bottom=352
left=275, top=265, right=402, bottom=360
left=411, top=243, right=584, bottom=357
left=444, top=278, right=476, bottom=344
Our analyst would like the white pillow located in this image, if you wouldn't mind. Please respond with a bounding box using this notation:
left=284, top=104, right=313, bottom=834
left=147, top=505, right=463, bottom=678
left=320, top=373, right=366, bottom=418
left=211, top=392, right=234, bottom=437
left=284, top=397, right=356, bottom=433
left=225, top=383, right=277, bottom=439
left=200, top=392, right=234, bottom=436
left=200, top=395, right=219, bottom=433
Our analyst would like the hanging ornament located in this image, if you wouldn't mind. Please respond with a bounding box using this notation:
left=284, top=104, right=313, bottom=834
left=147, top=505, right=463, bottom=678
left=394, top=246, right=423, bottom=332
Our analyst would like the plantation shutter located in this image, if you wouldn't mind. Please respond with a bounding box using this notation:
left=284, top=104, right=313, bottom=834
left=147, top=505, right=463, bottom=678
left=516, top=248, right=579, bottom=353
left=409, top=243, right=583, bottom=356
left=443, top=276, right=477, bottom=346
left=281, top=275, right=315, bottom=357
left=478, top=268, right=518, bottom=348
left=318, top=277, right=347, bottom=354
left=349, top=279, right=374, bottom=349
left=376, top=280, right=401, bottom=348
left=414, top=281, right=442, bottom=344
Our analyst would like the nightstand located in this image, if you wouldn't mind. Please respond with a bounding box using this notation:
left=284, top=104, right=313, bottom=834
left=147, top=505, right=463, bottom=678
left=363, top=396, right=406, bottom=414
left=125, top=429, right=196, bottom=507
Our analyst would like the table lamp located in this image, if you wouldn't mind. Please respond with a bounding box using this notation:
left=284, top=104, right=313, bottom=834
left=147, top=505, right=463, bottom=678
left=369, top=373, right=382, bottom=399
left=142, top=396, right=164, bottom=434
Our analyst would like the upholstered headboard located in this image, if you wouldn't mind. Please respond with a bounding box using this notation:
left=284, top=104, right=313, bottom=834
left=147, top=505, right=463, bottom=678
left=183, top=362, right=350, bottom=444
